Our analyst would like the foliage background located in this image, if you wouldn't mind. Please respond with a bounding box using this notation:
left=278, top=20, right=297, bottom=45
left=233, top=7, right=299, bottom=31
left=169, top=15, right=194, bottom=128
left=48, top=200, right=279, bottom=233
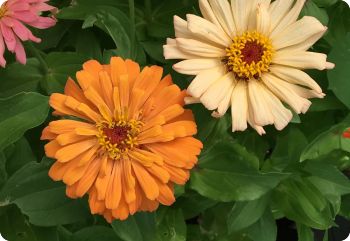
left=0, top=0, right=350, bottom=240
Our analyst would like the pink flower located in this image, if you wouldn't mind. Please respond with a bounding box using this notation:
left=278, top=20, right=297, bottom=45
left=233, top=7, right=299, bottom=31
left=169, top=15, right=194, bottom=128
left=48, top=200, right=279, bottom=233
left=0, top=0, right=56, bottom=67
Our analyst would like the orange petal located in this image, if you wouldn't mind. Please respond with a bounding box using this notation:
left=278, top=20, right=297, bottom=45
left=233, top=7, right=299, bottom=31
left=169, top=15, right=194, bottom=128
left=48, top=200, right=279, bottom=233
left=110, top=57, right=127, bottom=86
left=55, top=138, right=97, bottom=163
left=44, top=140, right=61, bottom=158
left=132, top=162, right=159, bottom=200
left=121, top=158, right=136, bottom=204
left=157, top=182, right=175, bottom=206
left=56, top=132, right=90, bottom=146
left=75, top=157, right=101, bottom=197
left=95, top=158, right=114, bottom=200
left=105, top=162, right=122, bottom=209
left=125, top=59, right=140, bottom=88
left=99, top=71, right=114, bottom=111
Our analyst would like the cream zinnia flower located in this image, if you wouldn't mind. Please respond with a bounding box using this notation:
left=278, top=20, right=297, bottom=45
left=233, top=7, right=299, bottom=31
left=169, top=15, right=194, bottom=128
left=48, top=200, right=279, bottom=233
left=163, top=0, right=335, bottom=135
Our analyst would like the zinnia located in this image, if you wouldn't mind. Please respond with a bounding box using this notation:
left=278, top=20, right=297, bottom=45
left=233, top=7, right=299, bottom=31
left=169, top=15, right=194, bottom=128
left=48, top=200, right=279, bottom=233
left=344, top=128, right=350, bottom=139
left=164, top=0, right=335, bottom=135
left=41, top=57, right=203, bottom=222
left=0, top=0, right=56, bottom=67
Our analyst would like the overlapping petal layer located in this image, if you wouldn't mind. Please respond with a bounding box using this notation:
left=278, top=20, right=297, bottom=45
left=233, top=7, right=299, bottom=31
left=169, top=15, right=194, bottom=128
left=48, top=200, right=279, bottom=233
left=0, top=0, right=56, bottom=67
left=42, top=57, right=203, bottom=222
left=164, top=0, right=335, bottom=134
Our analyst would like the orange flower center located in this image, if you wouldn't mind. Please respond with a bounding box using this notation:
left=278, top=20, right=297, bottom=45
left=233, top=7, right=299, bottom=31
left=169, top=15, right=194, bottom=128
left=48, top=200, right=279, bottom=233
left=0, top=3, right=7, bottom=18
left=103, top=126, right=130, bottom=145
left=97, top=118, right=143, bottom=159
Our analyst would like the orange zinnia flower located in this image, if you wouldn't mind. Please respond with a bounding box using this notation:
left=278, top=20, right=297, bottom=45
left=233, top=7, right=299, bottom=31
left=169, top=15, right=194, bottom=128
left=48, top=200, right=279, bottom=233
left=41, top=57, right=203, bottom=222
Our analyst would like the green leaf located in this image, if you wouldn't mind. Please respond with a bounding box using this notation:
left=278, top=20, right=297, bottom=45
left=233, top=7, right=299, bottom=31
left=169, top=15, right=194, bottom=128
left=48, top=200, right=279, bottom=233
left=313, top=0, right=338, bottom=8
left=0, top=162, right=90, bottom=226
left=174, top=191, right=217, bottom=219
left=227, top=194, right=270, bottom=234
left=76, top=29, right=103, bottom=61
left=44, top=52, right=88, bottom=94
left=300, top=0, right=329, bottom=25
left=273, top=178, right=334, bottom=229
left=0, top=152, right=6, bottom=188
left=264, top=127, right=308, bottom=171
left=0, top=92, right=49, bottom=151
left=112, top=216, right=143, bottom=241
left=296, top=223, right=314, bottom=241
left=70, top=226, right=121, bottom=241
left=156, top=208, right=186, bottom=241
left=0, top=60, right=41, bottom=98
left=191, top=169, right=288, bottom=202
left=328, top=33, right=350, bottom=109
left=112, top=212, right=157, bottom=241
left=199, top=140, right=259, bottom=171
left=4, top=138, right=36, bottom=176
left=0, top=205, right=38, bottom=241
left=301, top=118, right=350, bottom=161
left=245, top=209, right=277, bottom=241
left=191, top=140, right=288, bottom=202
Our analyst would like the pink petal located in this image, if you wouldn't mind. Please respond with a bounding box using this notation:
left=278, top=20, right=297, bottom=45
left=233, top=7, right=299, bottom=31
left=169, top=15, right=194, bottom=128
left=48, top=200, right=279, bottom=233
left=0, top=34, right=6, bottom=67
left=0, top=21, right=16, bottom=52
left=26, top=16, right=56, bottom=29
left=14, top=36, right=26, bottom=64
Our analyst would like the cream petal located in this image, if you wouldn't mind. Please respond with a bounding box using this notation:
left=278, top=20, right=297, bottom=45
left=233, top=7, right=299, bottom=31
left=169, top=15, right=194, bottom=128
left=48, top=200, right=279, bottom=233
left=248, top=80, right=274, bottom=126
left=269, top=65, right=322, bottom=93
left=288, top=84, right=326, bottom=99
left=261, top=87, right=293, bottom=130
left=173, top=15, right=193, bottom=39
left=231, top=81, right=248, bottom=132
left=184, top=97, right=201, bottom=104
left=166, top=38, right=176, bottom=45
left=187, top=66, right=226, bottom=98
left=212, top=85, right=234, bottom=118
left=231, top=0, right=253, bottom=34
left=281, top=28, right=327, bottom=52
left=199, top=0, right=222, bottom=30
left=269, top=0, right=294, bottom=31
left=262, top=73, right=311, bottom=114
left=256, top=3, right=271, bottom=36
left=200, top=72, right=235, bottom=110
left=176, top=38, right=226, bottom=58
left=272, top=16, right=326, bottom=50
left=272, top=50, right=330, bottom=70
left=271, top=0, right=306, bottom=37
left=163, top=44, right=198, bottom=60
left=247, top=99, right=266, bottom=135
left=173, top=58, right=222, bottom=75
left=208, top=0, right=236, bottom=38
left=247, top=0, right=271, bottom=31
left=186, top=14, right=231, bottom=47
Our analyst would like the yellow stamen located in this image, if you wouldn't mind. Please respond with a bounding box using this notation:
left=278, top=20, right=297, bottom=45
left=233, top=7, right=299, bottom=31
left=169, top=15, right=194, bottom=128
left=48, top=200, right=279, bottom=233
left=226, top=31, right=273, bottom=80
left=0, top=3, right=7, bottom=18
left=96, top=116, right=144, bottom=159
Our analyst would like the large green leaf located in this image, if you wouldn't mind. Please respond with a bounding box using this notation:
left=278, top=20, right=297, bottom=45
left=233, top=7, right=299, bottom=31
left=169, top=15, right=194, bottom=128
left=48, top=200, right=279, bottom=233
left=70, top=226, right=121, bottom=241
left=191, top=140, right=288, bottom=202
left=0, top=162, right=90, bottom=226
left=273, top=178, right=334, bottom=229
left=296, top=223, right=314, bottom=241
left=0, top=92, right=49, bottom=151
left=156, top=208, right=186, bottom=241
left=245, top=210, right=277, bottom=241
left=328, top=33, right=350, bottom=109
left=227, top=194, right=270, bottom=234
left=301, top=117, right=350, bottom=161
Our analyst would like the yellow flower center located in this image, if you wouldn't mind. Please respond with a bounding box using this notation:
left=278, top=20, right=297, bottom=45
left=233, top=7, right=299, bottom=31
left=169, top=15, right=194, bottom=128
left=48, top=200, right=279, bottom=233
left=0, top=3, right=7, bottom=18
left=226, top=31, right=273, bottom=80
left=97, top=116, right=143, bottom=159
